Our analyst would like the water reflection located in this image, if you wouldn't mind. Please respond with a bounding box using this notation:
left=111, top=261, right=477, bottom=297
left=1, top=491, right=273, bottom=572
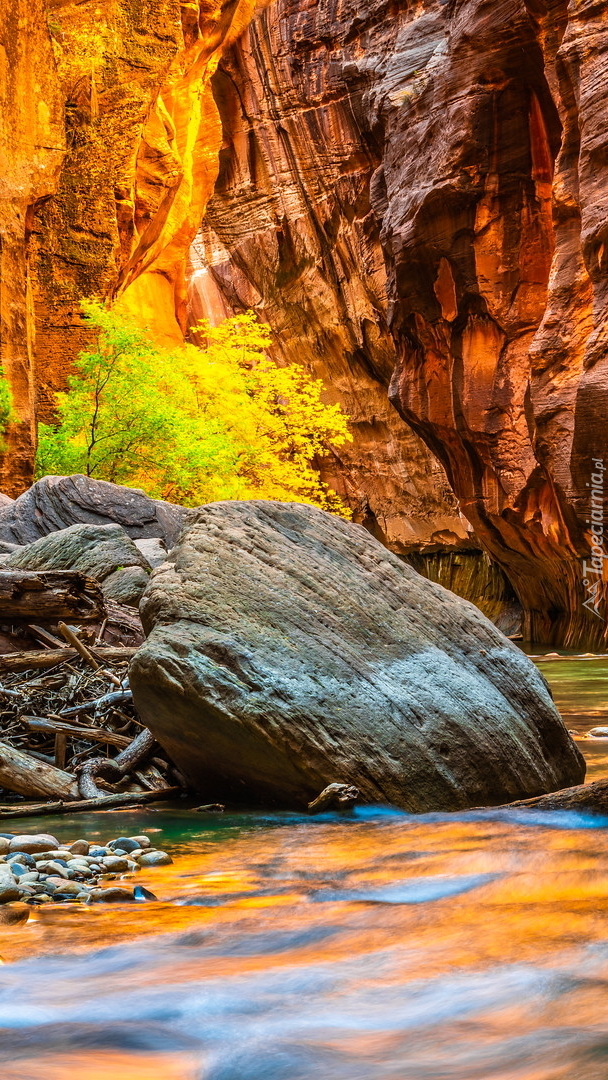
left=3, top=806, right=608, bottom=1078
left=1, top=655, right=608, bottom=1078
left=535, top=656, right=608, bottom=780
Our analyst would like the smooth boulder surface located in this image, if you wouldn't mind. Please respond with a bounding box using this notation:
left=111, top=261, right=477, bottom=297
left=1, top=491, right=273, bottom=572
left=7, top=523, right=149, bottom=581
left=101, top=565, right=150, bottom=605
left=0, top=475, right=188, bottom=547
left=130, top=501, right=585, bottom=812
left=134, top=537, right=168, bottom=569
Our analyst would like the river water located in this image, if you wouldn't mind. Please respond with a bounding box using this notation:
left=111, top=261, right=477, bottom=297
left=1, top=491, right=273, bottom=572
left=1, top=656, right=608, bottom=1080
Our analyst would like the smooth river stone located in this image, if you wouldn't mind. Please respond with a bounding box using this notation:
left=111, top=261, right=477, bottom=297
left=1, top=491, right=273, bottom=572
left=130, top=500, right=585, bottom=811
left=9, top=834, right=59, bottom=854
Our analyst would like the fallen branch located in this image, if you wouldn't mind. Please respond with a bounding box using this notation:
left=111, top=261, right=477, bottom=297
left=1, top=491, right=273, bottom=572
left=59, top=690, right=133, bottom=717
left=0, top=647, right=139, bottom=673
left=21, top=716, right=132, bottom=749
left=58, top=620, right=100, bottom=669
left=0, top=739, right=79, bottom=800
left=76, top=726, right=157, bottom=798
left=0, top=786, right=182, bottom=818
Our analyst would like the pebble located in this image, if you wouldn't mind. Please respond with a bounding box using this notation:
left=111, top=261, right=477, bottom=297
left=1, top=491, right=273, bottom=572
left=37, top=861, right=68, bottom=878
left=108, top=837, right=141, bottom=854
left=52, top=881, right=88, bottom=897
left=69, top=840, right=89, bottom=856
left=7, top=852, right=36, bottom=868
left=8, top=834, right=59, bottom=854
left=0, top=828, right=171, bottom=909
left=89, top=887, right=135, bottom=903
left=133, top=885, right=157, bottom=901
left=137, top=850, right=173, bottom=867
left=587, top=727, right=608, bottom=738
left=10, top=864, right=30, bottom=879
left=102, top=856, right=130, bottom=873
left=0, top=885, right=21, bottom=904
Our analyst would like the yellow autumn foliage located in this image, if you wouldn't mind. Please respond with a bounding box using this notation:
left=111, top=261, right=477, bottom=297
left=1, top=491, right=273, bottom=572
left=36, top=302, right=352, bottom=516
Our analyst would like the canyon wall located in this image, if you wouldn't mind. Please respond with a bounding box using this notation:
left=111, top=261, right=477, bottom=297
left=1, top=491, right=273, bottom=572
left=3, top=0, right=608, bottom=644
left=0, top=0, right=64, bottom=493
left=191, top=0, right=608, bottom=647
left=1, top=0, right=259, bottom=494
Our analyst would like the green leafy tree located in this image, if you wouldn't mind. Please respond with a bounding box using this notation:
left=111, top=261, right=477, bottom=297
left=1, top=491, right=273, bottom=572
left=0, top=368, right=13, bottom=450
left=36, top=300, right=352, bottom=514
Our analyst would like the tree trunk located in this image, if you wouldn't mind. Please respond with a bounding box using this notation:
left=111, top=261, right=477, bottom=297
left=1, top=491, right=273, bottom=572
left=0, top=571, right=104, bottom=621
left=0, top=740, right=79, bottom=799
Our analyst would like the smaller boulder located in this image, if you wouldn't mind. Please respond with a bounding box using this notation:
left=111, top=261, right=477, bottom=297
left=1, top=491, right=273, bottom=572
left=9, top=834, right=59, bottom=854
left=134, top=538, right=168, bottom=568
left=7, top=523, right=149, bottom=581
left=102, top=566, right=150, bottom=606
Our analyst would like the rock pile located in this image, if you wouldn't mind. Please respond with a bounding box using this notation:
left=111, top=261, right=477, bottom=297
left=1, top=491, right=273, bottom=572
left=5, top=522, right=154, bottom=607
left=0, top=475, right=187, bottom=548
left=0, top=829, right=172, bottom=908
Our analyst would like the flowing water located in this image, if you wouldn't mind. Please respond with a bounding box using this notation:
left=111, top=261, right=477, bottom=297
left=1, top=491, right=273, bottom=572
left=1, top=656, right=608, bottom=1080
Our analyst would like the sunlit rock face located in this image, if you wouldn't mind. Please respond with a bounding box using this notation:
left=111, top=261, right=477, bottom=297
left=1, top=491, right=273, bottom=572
left=1, top=0, right=259, bottom=493
left=189, top=3, right=470, bottom=554
left=0, top=0, right=64, bottom=495
left=192, top=0, right=608, bottom=647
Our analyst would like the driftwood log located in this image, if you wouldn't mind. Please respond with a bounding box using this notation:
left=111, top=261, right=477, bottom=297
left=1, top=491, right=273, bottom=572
left=0, top=571, right=104, bottom=621
left=0, top=647, right=138, bottom=673
left=22, top=716, right=133, bottom=750
left=308, top=782, right=360, bottom=813
left=0, top=739, right=79, bottom=799
left=76, top=727, right=157, bottom=798
left=494, top=778, right=608, bottom=813
left=0, top=786, right=181, bottom=818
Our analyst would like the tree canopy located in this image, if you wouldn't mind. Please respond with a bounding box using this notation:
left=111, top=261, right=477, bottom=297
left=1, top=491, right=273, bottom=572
left=36, top=300, right=352, bottom=514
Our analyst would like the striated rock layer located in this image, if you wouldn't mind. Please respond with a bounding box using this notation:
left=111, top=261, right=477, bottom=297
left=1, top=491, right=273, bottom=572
left=3, top=0, right=608, bottom=645
left=1, top=0, right=260, bottom=493
left=130, top=501, right=585, bottom=810
left=0, top=0, right=64, bottom=494
left=192, top=0, right=608, bottom=646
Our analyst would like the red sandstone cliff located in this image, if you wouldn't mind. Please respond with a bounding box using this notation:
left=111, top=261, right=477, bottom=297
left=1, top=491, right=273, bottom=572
left=2, top=0, right=608, bottom=645
left=1, top=0, right=259, bottom=493
left=191, top=0, right=608, bottom=647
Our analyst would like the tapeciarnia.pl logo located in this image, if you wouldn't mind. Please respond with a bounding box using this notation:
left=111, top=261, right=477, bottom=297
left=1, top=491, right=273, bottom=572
left=583, top=458, right=606, bottom=620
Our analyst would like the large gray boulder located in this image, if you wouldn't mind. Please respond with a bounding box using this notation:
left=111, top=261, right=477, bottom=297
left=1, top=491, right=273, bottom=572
left=129, top=501, right=585, bottom=811
left=0, top=475, right=188, bottom=548
left=7, top=523, right=149, bottom=582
